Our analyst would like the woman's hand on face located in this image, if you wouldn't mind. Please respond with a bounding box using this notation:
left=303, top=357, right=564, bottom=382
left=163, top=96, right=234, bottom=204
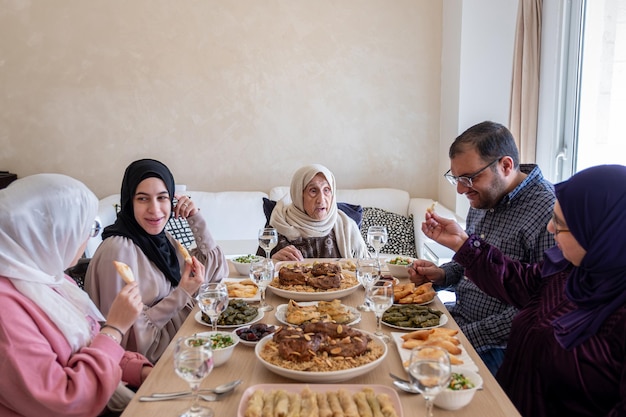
left=106, top=282, right=143, bottom=334
left=272, top=245, right=304, bottom=262
left=173, top=194, right=198, bottom=219
left=421, top=211, right=469, bottom=252
left=179, top=256, right=205, bottom=295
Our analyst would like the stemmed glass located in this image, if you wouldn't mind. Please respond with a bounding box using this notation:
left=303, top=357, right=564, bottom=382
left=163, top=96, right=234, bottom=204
left=366, top=281, right=394, bottom=342
left=356, top=258, right=381, bottom=311
left=408, top=346, right=452, bottom=417
left=367, top=225, right=388, bottom=268
left=196, top=283, right=229, bottom=333
left=258, top=227, right=278, bottom=260
left=249, top=259, right=274, bottom=312
left=173, top=335, right=215, bottom=417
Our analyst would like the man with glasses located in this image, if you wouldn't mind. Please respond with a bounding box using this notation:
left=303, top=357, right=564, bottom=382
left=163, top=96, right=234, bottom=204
left=408, top=121, right=555, bottom=375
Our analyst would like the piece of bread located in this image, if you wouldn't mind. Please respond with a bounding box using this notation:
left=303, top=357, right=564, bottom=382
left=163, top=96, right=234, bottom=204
left=176, top=240, right=192, bottom=264
left=113, top=261, right=135, bottom=284
left=426, top=201, right=438, bottom=214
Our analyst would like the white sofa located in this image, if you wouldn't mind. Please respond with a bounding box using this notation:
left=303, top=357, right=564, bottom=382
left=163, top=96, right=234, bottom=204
left=85, top=187, right=464, bottom=259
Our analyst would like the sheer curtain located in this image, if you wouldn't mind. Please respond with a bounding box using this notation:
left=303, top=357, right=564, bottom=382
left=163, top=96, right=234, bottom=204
left=509, top=0, right=543, bottom=163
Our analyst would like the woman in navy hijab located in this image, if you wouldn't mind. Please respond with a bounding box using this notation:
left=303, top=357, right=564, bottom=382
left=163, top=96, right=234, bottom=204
left=421, top=164, right=626, bottom=416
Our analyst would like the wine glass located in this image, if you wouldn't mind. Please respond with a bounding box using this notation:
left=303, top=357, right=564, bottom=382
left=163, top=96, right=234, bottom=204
left=408, top=346, right=452, bottom=417
left=367, top=225, right=388, bottom=268
left=258, top=227, right=278, bottom=260
left=196, top=283, right=229, bottom=332
left=173, top=335, right=215, bottom=417
left=366, top=280, right=394, bottom=342
left=249, top=258, right=274, bottom=312
left=356, top=258, right=380, bottom=311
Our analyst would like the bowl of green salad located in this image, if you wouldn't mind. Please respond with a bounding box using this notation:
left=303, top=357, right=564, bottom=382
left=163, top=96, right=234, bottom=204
left=230, top=254, right=264, bottom=276
left=385, top=256, right=416, bottom=278
left=194, top=331, right=240, bottom=367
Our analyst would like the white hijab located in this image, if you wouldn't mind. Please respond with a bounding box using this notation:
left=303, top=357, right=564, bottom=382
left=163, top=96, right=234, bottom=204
left=270, top=164, right=367, bottom=258
left=0, top=174, right=105, bottom=353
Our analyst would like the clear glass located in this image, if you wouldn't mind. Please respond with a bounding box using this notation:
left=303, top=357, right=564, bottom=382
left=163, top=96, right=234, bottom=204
left=258, top=227, right=278, bottom=260
left=408, top=346, right=452, bottom=417
left=366, top=281, right=394, bottom=343
left=173, top=335, right=215, bottom=417
left=366, top=225, right=388, bottom=268
left=356, top=258, right=380, bottom=311
left=249, top=258, right=274, bottom=311
left=196, top=283, right=229, bottom=332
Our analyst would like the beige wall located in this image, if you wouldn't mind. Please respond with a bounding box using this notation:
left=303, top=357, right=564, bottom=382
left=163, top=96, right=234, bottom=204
left=1, top=0, right=443, bottom=198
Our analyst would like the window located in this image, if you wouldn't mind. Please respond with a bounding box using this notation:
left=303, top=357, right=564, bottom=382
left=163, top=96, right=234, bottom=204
left=537, top=0, right=626, bottom=183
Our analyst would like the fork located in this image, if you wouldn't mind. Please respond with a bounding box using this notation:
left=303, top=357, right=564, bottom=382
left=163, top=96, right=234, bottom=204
left=139, top=393, right=218, bottom=402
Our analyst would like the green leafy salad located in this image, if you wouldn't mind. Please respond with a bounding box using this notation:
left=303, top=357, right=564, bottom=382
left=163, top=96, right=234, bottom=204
left=233, top=254, right=261, bottom=263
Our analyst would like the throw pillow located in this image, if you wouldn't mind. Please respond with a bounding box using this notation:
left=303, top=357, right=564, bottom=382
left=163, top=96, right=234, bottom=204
left=360, top=207, right=417, bottom=257
left=262, top=198, right=363, bottom=228
left=115, top=203, right=195, bottom=248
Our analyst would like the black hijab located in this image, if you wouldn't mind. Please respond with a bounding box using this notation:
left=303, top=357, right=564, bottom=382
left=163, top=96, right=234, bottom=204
left=102, top=159, right=181, bottom=286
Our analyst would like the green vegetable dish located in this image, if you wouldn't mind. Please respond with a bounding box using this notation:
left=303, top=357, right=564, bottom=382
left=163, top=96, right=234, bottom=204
left=208, top=333, right=235, bottom=349
left=233, top=254, right=260, bottom=263
left=201, top=299, right=258, bottom=326
left=387, top=257, right=412, bottom=265
left=381, top=305, right=442, bottom=328
left=448, top=373, right=475, bottom=390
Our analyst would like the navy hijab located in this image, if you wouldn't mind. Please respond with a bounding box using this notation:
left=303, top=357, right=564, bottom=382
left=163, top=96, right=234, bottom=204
left=102, top=159, right=181, bottom=286
left=550, top=165, right=626, bottom=349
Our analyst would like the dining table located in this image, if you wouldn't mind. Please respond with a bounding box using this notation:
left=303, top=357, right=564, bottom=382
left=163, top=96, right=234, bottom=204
left=120, top=259, right=521, bottom=417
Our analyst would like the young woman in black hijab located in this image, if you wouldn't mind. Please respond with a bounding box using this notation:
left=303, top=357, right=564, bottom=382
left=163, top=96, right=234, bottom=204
left=85, top=159, right=228, bottom=363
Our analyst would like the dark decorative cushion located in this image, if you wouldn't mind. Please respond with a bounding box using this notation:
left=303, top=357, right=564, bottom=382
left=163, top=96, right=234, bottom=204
left=262, top=198, right=363, bottom=228
left=360, top=207, right=417, bottom=257
left=115, top=202, right=195, bottom=248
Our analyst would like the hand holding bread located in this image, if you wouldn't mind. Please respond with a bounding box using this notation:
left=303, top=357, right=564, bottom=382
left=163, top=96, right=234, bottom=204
left=176, top=240, right=193, bottom=265
left=113, top=260, right=135, bottom=284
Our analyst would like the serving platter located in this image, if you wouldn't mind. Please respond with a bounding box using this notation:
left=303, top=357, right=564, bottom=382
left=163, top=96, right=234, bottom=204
left=383, top=312, right=448, bottom=331
left=274, top=301, right=361, bottom=326
left=254, top=329, right=387, bottom=383
left=237, top=384, right=404, bottom=417
left=194, top=309, right=264, bottom=329
left=391, top=331, right=479, bottom=373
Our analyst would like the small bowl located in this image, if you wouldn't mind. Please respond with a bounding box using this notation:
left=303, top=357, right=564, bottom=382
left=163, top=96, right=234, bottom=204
left=385, top=257, right=415, bottom=278
left=195, top=331, right=240, bottom=367
left=230, top=255, right=264, bottom=276
left=434, top=370, right=483, bottom=410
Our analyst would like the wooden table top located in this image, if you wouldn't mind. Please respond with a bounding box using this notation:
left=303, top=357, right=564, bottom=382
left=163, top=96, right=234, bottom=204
left=121, top=261, right=520, bottom=417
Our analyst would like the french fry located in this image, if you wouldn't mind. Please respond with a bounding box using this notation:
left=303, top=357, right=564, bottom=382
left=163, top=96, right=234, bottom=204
left=175, top=240, right=192, bottom=264
left=113, top=261, right=135, bottom=284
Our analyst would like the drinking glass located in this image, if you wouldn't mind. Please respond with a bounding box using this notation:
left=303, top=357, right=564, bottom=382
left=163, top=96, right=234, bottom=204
left=408, top=346, right=452, bottom=417
left=366, top=281, right=394, bottom=342
left=196, top=283, right=229, bottom=332
left=356, top=258, right=380, bottom=311
left=367, top=225, right=388, bottom=268
left=173, top=335, right=215, bottom=417
left=249, top=258, right=274, bottom=312
left=258, top=227, right=278, bottom=260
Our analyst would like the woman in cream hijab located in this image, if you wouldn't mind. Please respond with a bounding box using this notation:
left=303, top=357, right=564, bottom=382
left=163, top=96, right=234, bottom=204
left=267, top=164, right=368, bottom=261
left=0, top=174, right=150, bottom=417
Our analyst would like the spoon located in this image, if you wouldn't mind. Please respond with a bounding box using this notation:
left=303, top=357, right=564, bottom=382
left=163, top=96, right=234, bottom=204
left=393, top=379, right=421, bottom=394
left=139, top=393, right=219, bottom=402
left=149, top=379, right=243, bottom=398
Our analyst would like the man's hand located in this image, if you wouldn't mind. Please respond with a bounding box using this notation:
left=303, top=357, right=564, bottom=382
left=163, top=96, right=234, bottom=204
left=408, top=259, right=446, bottom=286
left=421, top=211, right=469, bottom=252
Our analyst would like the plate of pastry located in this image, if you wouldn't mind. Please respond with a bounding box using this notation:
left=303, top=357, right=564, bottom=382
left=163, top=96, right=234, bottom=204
left=274, top=299, right=361, bottom=326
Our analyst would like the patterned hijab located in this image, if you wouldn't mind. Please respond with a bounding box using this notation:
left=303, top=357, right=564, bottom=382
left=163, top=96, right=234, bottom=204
left=0, top=174, right=105, bottom=353
left=270, top=164, right=367, bottom=258
left=102, top=159, right=181, bottom=285
left=550, top=165, right=626, bottom=349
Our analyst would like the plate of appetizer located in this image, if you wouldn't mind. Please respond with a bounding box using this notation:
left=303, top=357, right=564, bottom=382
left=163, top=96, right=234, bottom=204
left=274, top=299, right=361, bottom=326
left=382, top=304, right=448, bottom=330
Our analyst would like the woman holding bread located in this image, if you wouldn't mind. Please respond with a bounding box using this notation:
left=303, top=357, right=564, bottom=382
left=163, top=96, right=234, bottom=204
left=421, top=164, right=626, bottom=417
left=85, top=159, right=228, bottom=363
left=261, top=164, right=368, bottom=261
left=0, top=174, right=152, bottom=417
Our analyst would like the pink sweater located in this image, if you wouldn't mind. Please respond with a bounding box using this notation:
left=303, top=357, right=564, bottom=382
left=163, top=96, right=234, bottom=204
left=0, top=277, right=151, bottom=417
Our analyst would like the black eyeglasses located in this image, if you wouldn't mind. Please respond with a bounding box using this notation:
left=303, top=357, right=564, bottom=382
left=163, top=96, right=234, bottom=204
left=550, top=213, right=570, bottom=236
left=444, top=158, right=501, bottom=188
left=89, top=219, right=102, bottom=238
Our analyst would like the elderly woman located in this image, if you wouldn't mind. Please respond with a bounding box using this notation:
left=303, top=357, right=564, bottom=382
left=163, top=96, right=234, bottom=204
left=0, top=174, right=151, bottom=417
left=85, top=159, right=228, bottom=363
left=420, top=164, right=626, bottom=417
left=262, top=164, right=368, bottom=261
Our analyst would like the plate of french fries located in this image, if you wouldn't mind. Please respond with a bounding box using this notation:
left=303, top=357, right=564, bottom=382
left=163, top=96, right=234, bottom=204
left=391, top=329, right=478, bottom=373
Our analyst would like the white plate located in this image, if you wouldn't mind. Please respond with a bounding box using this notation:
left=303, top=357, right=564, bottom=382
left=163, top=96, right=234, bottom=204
left=255, top=329, right=387, bottom=383
left=383, top=312, right=449, bottom=331
left=391, top=331, right=479, bottom=373
left=194, top=309, right=264, bottom=329
left=237, top=384, right=404, bottom=417
left=274, top=301, right=361, bottom=326
left=270, top=259, right=360, bottom=302
left=234, top=323, right=279, bottom=347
